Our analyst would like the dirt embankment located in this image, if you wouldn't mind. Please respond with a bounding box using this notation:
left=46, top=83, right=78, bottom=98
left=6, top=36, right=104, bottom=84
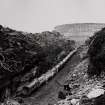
left=22, top=46, right=84, bottom=105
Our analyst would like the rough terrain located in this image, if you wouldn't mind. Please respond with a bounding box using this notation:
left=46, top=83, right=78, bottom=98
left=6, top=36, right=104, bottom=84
left=22, top=45, right=85, bottom=105
left=1, top=23, right=105, bottom=105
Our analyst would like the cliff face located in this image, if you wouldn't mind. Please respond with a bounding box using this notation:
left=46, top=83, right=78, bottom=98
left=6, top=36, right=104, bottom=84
left=55, top=23, right=105, bottom=35
left=54, top=23, right=105, bottom=41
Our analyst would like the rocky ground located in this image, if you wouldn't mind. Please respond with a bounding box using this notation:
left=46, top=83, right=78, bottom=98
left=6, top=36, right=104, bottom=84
left=54, top=44, right=105, bottom=105
left=1, top=43, right=88, bottom=105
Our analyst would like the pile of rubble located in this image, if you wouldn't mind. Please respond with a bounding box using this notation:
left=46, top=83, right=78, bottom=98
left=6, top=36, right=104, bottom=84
left=56, top=88, right=105, bottom=105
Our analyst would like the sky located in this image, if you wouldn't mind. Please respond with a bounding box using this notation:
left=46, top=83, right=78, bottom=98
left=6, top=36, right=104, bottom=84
left=0, top=0, right=105, bottom=33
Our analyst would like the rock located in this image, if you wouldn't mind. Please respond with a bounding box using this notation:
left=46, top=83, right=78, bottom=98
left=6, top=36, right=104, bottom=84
left=58, top=99, right=71, bottom=105
left=58, top=91, right=66, bottom=99
left=72, top=84, right=80, bottom=89
left=76, top=102, right=79, bottom=105
left=71, top=99, right=79, bottom=105
left=64, top=84, right=71, bottom=91
left=87, top=88, right=105, bottom=99
left=80, top=95, right=93, bottom=105
left=15, top=97, right=24, bottom=103
left=93, top=93, right=105, bottom=105
left=48, top=103, right=53, bottom=105
left=4, top=99, right=20, bottom=105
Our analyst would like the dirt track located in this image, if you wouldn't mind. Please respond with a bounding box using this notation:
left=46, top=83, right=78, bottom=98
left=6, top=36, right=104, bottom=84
left=24, top=47, right=83, bottom=105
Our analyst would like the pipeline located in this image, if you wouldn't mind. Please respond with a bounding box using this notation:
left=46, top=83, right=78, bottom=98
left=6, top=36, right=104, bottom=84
left=19, top=49, right=77, bottom=96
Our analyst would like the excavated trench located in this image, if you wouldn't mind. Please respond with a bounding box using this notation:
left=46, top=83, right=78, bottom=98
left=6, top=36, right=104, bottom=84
left=23, top=47, right=83, bottom=105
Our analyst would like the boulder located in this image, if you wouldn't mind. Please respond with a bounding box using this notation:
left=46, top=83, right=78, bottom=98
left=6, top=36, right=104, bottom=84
left=4, top=99, right=20, bottom=105
left=58, top=91, right=66, bottom=99
left=87, top=88, right=105, bottom=99
left=71, top=99, right=79, bottom=105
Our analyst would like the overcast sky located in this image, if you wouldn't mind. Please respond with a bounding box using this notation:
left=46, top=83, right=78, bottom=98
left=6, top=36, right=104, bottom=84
left=0, top=0, right=105, bottom=32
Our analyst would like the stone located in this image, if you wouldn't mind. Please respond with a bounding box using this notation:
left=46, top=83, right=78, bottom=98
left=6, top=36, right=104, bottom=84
left=87, top=88, right=105, bottom=99
left=80, top=95, right=93, bottom=105
left=71, top=99, right=79, bottom=105
left=4, top=99, right=20, bottom=105
left=58, top=91, right=66, bottom=99
left=64, top=84, right=71, bottom=91
left=58, top=99, right=71, bottom=105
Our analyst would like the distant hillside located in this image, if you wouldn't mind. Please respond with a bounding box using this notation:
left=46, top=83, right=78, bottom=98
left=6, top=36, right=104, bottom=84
left=54, top=23, right=105, bottom=41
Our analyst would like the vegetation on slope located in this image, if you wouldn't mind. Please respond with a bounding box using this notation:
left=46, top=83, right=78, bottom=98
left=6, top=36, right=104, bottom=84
left=87, top=27, right=105, bottom=76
